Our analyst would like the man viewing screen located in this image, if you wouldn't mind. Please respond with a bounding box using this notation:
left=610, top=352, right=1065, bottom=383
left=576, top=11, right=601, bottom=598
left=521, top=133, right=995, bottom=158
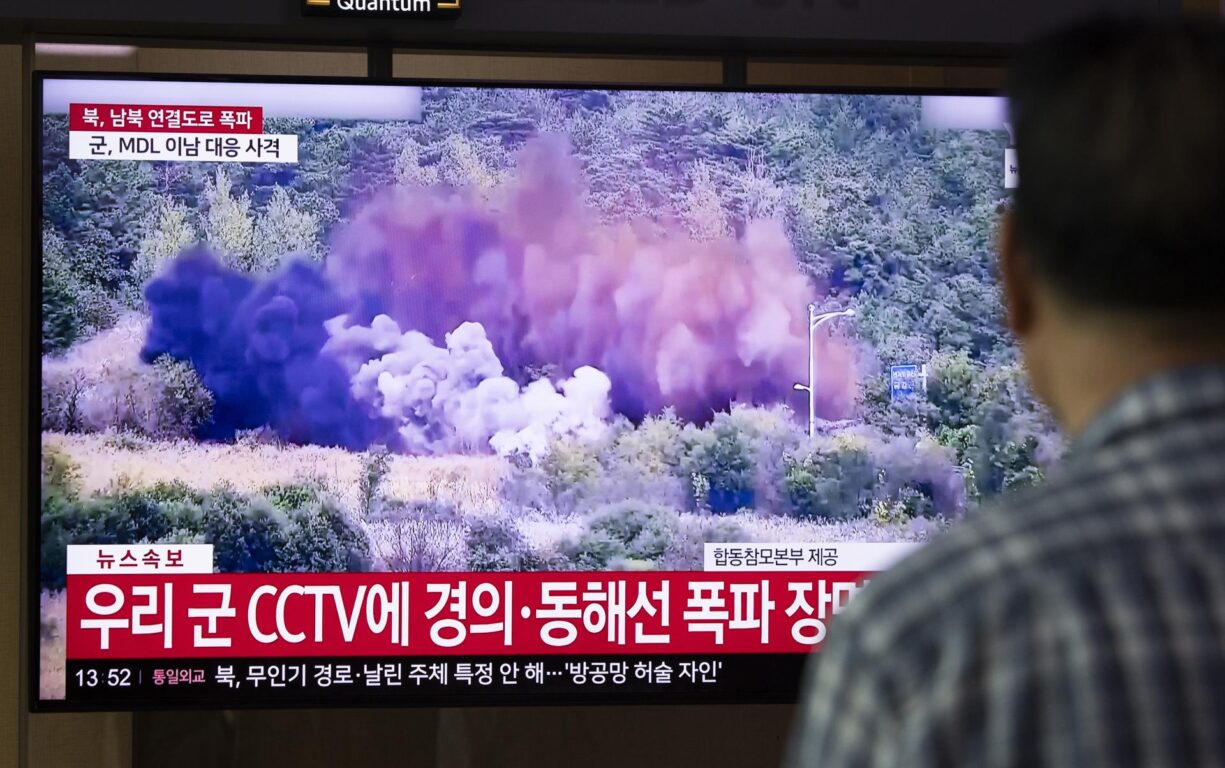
left=787, top=17, right=1225, bottom=768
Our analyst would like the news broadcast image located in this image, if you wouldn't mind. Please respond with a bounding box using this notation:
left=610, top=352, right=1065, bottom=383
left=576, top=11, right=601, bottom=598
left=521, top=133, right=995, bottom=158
left=36, top=78, right=1057, bottom=707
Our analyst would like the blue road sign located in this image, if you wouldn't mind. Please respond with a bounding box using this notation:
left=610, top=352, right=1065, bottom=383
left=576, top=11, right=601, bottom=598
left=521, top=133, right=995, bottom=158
left=890, top=364, right=925, bottom=401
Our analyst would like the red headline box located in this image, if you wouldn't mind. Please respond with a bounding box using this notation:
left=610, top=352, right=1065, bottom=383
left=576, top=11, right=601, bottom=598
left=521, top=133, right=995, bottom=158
left=66, top=572, right=873, bottom=660
left=69, top=103, right=264, bottom=133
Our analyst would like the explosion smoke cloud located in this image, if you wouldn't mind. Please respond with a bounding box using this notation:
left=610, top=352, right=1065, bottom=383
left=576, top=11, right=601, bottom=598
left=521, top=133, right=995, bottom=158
left=141, top=135, right=857, bottom=455
left=328, top=135, right=857, bottom=423
left=141, top=249, right=390, bottom=449
left=326, top=314, right=611, bottom=457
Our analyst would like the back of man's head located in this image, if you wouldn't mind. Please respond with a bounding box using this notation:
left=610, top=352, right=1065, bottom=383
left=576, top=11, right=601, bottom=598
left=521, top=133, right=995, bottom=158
left=1007, top=18, right=1224, bottom=323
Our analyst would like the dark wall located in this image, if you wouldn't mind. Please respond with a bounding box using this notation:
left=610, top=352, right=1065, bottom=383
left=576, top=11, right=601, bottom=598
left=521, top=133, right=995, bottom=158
left=1, top=0, right=1179, bottom=55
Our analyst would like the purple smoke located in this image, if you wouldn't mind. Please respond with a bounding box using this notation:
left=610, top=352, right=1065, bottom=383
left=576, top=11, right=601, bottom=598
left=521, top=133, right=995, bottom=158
left=141, top=136, right=858, bottom=453
left=328, top=135, right=857, bottom=423
left=140, top=249, right=392, bottom=449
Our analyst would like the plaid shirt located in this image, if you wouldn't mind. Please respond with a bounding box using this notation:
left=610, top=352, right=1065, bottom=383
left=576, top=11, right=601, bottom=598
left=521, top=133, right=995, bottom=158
left=786, top=365, right=1225, bottom=768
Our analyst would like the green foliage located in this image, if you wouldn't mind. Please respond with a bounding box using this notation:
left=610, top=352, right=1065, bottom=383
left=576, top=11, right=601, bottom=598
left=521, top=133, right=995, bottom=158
left=102, top=429, right=154, bottom=453
left=359, top=445, right=392, bottom=517
left=287, top=189, right=340, bottom=237
left=783, top=438, right=879, bottom=521
left=663, top=515, right=748, bottom=570
left=679, top=406, right=803, bottom=514
left=42, top=448, right=80, bottom=501
left=936, top=422, right=979, bottom=454
left=252, top=186, right=321, bottom=270
left=562, top=501, right=681, bottom=570
left=41, top=228, right=118, bottom=354
left=40, top=489, right=200, bottom=589
left=149, top=356, right=214, bottom=438
left=43, top=163, right=79, bottom=232
left=203, top=491, right=290, bottom=573
left=140, top=479, right=205, bottom=505
left=280, top=500, right=370, bottom=572
left=438, top=135, right=503, bottom=193
left=39, top=470, right=366, bottom=589
left=936, top=423, right=982, bottom=504
left=581, top=411, right=691, bottom=511
left=41, top=274, right=82, bottom=356
left=558, top=499, right=750, bottom=570
left=609, top=409, right=686, bottom=475
left=131, top=198, right=196, bottom=296
left=37, top=94, right=1057, bottom=515
left=538, top=438, right=603, bottom=514
left=465, top=515, right=541, bottom=571
left=923, top=274, right=1006, bottom=358
left=207, top=489, right=366, bottom=573
left=863, top=349, right=1059, bottom=503
left=259, top=482, right=320, bottom=511
left=38, top=498, right=78, bottom=590
left=682, top=413, right=754, bottom=510
left=102, top=490, right=185, bottom=542
left=202, top=167, right=256, bottom=269
left=43, top=346, right=213, bottom=440
left=41, top=367, right=88, bottom=433
left=924, top=350, right=980, bottom=430
left=965, top=362, right=1056, bottom=496
left=517, top=398, right=976, bottom=524
left=682, top=162, right=731, bottom=240
left=75, top=160, right=158, bottom=256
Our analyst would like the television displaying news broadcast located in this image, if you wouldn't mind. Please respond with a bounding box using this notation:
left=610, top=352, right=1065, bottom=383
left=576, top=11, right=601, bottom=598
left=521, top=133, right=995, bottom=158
left=35, top=75, right=1058, bottom=708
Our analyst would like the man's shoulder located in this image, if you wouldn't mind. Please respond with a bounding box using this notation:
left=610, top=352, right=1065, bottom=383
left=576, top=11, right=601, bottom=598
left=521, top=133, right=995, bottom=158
left=847, top=427, right=1225, bottom=659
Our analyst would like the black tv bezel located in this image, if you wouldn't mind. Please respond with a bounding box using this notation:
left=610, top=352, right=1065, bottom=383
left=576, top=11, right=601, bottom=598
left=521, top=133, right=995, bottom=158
left=29, top=70, right=1000, bottom=713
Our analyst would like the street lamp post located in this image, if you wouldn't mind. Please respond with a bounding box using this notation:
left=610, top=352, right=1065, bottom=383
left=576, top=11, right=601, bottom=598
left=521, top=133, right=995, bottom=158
left=793, top=304, right=856, bottom=438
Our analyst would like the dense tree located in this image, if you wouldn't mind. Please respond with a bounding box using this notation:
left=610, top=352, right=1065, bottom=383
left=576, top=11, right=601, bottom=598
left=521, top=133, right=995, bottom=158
left=75, top=161, right=158, bottom=254
left=395, top=139, right=440, bottom=189
left=132, top=198, right=197, bottom=295
left=201, top=167, right=255, bottom=270
left=252, top=186, right=321, bottom=270
left=43, top=163, right=80, bottom=234
left=41, top=229, right=116, bottom=354
left=682, top=162, right=731, bottom=241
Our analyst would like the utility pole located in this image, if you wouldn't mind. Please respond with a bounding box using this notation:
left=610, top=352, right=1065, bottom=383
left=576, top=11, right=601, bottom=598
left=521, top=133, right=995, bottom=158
left=794, top=304, right=856, bottom=438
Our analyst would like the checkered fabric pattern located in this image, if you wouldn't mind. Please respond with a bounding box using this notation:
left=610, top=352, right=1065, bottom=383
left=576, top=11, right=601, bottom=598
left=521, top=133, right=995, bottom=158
left=786, top=365, right=1225, bottom=768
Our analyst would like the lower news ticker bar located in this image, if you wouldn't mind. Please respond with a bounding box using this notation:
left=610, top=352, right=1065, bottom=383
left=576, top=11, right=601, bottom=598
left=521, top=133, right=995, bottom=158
left=65, top=654, right=809, bottom=707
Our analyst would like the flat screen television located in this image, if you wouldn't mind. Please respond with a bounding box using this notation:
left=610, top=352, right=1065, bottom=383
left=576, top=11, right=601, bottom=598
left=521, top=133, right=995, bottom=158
left=31, top=73, right=1056, bottom=710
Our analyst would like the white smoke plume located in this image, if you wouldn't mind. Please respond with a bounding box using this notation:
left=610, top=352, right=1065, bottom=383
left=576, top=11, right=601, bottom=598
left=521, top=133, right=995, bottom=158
left=324, top=314, right=611, bottom=458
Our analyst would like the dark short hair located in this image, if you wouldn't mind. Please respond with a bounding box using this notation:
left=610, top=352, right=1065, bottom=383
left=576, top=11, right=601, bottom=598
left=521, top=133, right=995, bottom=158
left=1007, top=18, right=1224, bottom=313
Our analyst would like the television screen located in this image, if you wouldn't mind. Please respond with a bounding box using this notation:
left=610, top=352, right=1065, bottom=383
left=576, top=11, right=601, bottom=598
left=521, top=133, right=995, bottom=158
left=33, top=75, right=1057, bottom=709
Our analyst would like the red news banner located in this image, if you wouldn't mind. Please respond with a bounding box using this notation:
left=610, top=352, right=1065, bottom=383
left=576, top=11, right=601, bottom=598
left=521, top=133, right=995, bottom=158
left=69, top=103, right=264, bottom=133
left=67, top=102, right=297, bottom=164
left=66, top=572, right=872, bottom=660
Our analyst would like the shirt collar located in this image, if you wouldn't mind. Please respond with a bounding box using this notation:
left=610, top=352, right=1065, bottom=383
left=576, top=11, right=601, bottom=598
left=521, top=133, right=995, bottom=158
left=1072, top=363, right=1225, bottom=455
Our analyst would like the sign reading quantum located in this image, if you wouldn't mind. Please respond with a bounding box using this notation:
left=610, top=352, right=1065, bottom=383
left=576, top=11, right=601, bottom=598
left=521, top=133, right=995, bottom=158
left=302, top=0, right=461, bottom=19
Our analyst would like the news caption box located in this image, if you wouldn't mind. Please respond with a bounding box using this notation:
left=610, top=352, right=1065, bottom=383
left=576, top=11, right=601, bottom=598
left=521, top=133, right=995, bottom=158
left=704, top=542, right=921, bottom=571
left=66, top=103, right=298, bottom=164
left=68, top=544, right=215, bottom=575
left=61, top=542, right=911, bottom=705
left=66, top=654, right=797, bottom=707
left=65, top=572, right=877, bottom=657
left=63, top=571, right=872, bottom=706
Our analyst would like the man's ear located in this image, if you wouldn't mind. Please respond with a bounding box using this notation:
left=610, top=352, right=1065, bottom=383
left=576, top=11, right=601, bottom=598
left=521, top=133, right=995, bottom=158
left=999, top=208, right=1035, bottom=339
